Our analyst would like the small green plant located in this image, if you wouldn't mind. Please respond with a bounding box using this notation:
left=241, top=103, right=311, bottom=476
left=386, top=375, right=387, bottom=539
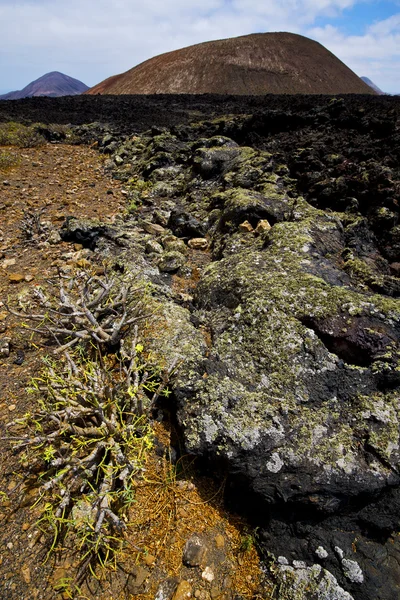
left=0, top=121, right=46, bottom=147
left=240, top=527, right=259, bottom=553
left=125, top=176, right=152, bottom=213
left=4, top=270, right=176, bottom=584
left=0, top=148, right=20, bottom=170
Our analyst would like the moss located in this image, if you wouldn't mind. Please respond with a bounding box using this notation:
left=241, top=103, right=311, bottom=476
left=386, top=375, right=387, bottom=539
left=189, top=188, right=400, bottom=472
left=343, top=256, right=385, bottom=288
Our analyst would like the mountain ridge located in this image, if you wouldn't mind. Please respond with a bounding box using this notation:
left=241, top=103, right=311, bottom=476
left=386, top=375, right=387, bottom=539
left=360, top=76, right=385, bottom=95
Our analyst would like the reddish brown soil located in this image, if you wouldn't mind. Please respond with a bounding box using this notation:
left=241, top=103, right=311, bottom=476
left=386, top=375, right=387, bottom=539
left=0, top=143, right=267, bottom=600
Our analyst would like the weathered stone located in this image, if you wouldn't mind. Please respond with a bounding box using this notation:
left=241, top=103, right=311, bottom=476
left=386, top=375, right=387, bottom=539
left=238, top=220, right=253, bottom=232
left=201, top=566, right=214, bottom=582
left=126, top=566, right=149, bottom=591
left=271, top=562, right=354, bottom=600
left=155, top=578, right=180, bottom=600
left=168, top=210, right=206, bottom=239
left=254, top=219, right=271, bottom=234
left=193, top=142, right=240, bottom=179
left=158, top=251, right=186, bottom=273
left=142, top=221, right=166, bottom=236
left=172, top=581, right=192, bottom=600
left=8, top=273, right=24, bottom=283
left=48, top=230, right=62, bottom=245
left=183, top=533, right=208, bottom=567
left=146, top=239, right=164, bottom=254
left=188, top=238, right=208, bottom=250
left=1, top=258, right=16, bottom=269
left=60, top=217, right=111, bottom=250
left=20, top=565, right=31, bottom=584
left=0, top=337, right=11, bottom=357
left=162, top=235, right=188, bottom=254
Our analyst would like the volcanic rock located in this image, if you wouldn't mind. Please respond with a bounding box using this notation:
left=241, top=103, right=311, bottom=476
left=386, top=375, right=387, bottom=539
left=86, top=32, right=374, bottom=96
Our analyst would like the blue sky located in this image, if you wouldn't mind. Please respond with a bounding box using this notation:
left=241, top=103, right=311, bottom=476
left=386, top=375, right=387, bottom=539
left=0, top=0, right=399, bottom=94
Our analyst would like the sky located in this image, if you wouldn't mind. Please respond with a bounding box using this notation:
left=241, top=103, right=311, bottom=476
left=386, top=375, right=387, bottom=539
left=0, top=0, right=399, bottom=94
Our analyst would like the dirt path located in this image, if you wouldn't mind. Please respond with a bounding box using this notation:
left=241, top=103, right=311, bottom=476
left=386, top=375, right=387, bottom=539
left=0, top=142, right=268, bottom=600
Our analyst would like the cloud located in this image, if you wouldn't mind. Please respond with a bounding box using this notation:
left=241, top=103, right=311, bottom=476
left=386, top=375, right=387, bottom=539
left=308, top=13, right=400, bottom=93
left=0, top=0, right=398, bottom=93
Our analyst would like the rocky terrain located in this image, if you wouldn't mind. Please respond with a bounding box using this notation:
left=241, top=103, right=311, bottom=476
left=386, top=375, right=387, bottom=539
left=85, top=33, right=374, bottom=96
left=0, top=72, right=89, bottom=100
left=0, top=93, right=399, bottom=600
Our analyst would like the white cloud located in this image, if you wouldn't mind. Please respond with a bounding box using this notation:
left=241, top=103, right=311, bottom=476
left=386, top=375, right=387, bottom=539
left=308, top=14, right=400, bottom=93
left=0, top=0, right=398, bottom=93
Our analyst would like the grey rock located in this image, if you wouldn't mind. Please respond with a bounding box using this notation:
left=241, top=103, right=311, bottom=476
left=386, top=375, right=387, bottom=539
left=341, top=559, right=364, bottom=584
left=315, top=546, right=329, bottom=559
left=193, top=145, right=241, bottom=179
left=142, top=221, right=166, bottom=236
left=0, top=337, right=11, bottom=357
left=126, top=566, right=149, bottom=591
left=154, top=578, right=179, bottom=600
left=183, top=533, right=208, bottom=567
left=47, top=230, right=62, bottom=245
left=162, top=235, right=187, bottom=255
left=145, top=239, right=163, bottom=255
left=273, top=562, right=354, bottom=600
left=158, top=251, right=186, bottom=273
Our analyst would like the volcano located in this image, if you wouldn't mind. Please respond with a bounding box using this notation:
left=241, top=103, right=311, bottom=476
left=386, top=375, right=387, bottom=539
left=86, top=32, right=375, bottom=96
left=0, top=72, right=89, bottom=100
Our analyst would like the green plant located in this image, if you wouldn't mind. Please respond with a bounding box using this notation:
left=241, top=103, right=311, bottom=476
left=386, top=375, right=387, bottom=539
left=0, top=121, right=46, bottom=147
left=0, top=148, right=20, bottom=170
left=239, top=527, right=259, bottom=553
left=4, top=270, right=176, bottom=583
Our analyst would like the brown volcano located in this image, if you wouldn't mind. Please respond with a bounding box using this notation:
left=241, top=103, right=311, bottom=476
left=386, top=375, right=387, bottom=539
left=86, top=32, right=374, bottom=95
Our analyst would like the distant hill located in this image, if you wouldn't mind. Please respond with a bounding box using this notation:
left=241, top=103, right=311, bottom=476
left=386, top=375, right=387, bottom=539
left=0, top=72, right=89, bottom=100
left=360, top=77, right=385, bottom=95
left=86, top=32, right=375, bottom=96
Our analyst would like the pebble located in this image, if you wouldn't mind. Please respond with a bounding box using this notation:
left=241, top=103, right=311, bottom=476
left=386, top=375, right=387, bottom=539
left=22, top=523, right=30, bottom=531
left=172, top=581, right=192, bottom=600
left=158, top=251, right=186, bottom=273
left=143, top=553, right=156, bottom=566
left=188, top=238, right=208, bottom=250
left=202, top=566, right=214, bottom=583
left=126, top=566, right=149, bottom=589
left=215, top=534, right=225, bottom=549
left=1, top=258, right=16, bottom=269
left=142, top=221, right=166, bottom=235
left=21, top=565, right=31, bottom=584
left=8, top=404, right=16, bottom=411
left=315, top=546, right=329, bottom=559
left=8, top=273, right=25, bottom=283
left=0, top=337, right=11, bottom=357
left=238, top=220, right=254, bottom=232
left=255, top=219, right=271, bottom=234
left=146, top=239, right=164, bottom=255
left=183, top=533, right=208, bottom=567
